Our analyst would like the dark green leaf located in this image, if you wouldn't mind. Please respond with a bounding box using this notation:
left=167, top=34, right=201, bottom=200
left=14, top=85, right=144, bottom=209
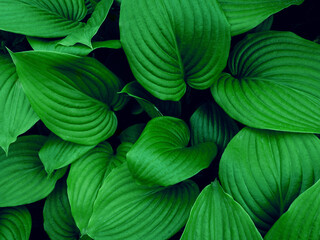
left=119, top=123, right=146, bottom=143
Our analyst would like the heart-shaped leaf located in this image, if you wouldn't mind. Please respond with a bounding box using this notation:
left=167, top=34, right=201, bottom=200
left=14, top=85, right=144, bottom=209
left=127, top=117, right=217, bottom=186
left=86, top=163, right=199, bottom=240
left=181, top=180, right=263, bottom=240
left=44, top=180, right=80, bottom=240
left=0, top=0, right=86, bottom=37
left=0, top=206, right=31, bottom=240
left=0, top=55, right=39, bottom=154
left=120, top=0, right=231, bottom=101
left=9, top=50, right=127, bottom=145
left=212, top=31, right=320, bottom=133
left=0, top=135, right=66, bottom=207
left=265, top=179, right=320, bottom=240
left=219, top=127, right=320, bottom=233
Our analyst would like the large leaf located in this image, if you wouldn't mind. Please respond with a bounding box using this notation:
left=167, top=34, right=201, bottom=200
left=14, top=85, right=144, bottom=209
left=181, top=180, right=263, bottom=240
left=10, top=50, right=127, bottom=145
left=44, top=180, right=80, bottom=240
left=0, top=55, right=39, bottom=154
left=265, top=179, right=320, bottom=240
left=118, top=123, right=146, bottom=144
left=219, top=127, right=320, bottom=233
left=120, top=0, right=230, bottom=101
left=0, top=0, right=86, bottom=37
left=212, top=31, right=320, bottom=133
left=0, top=206, right=31, bottom=240
left=190, top=101, right=238, bottom=152
left=0, top=135, right=66, bottom=207
left=67, top=141, right=131, bottom=234
left=217, top=0, right=303, bottom=36
left=127, top=117, right=217, bottom=186
left=86, top=163, right=199, bottom=240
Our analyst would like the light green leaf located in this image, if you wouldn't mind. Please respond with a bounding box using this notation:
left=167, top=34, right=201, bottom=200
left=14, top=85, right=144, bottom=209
left=0, top=135, right=66, bottom=207
left=9, top=50, right=127, bottom=145
left=217, top=0, right=303, bottom=36
left=39, top=134, right=95, bottom=175
left=0, top=0, right=86, bottom=38
left=181, top=180, right=263, bottom=240
left=58, top=0, right=114, bottom=48
left=265, top=179, right=320, bottom=240
left=67, top=141, right=131, bottom=234
left=212, top=31, right=320, bottom=133
left=0, top=206, right=31, bottom=240
left=119, top=123, right=146, bottom=143
left=121, top=81, right=181, bottom=118
left=219, top=127, right=320, bottom=233
left=0, top=55, right=39, bottom=154
left=190, top=101, right=238, bottom=152
left=127, top=117, right=217, bottom=186
left=86, top=163, right=199, bottom=240
left=28, top=37, right=121, bottom=56
left=44, top=180, right=79, bottom=240
left=120, top=0, right=230, bottom=101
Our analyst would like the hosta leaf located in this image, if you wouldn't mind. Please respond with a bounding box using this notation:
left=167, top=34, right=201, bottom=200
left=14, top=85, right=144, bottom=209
left=212, top=31, right=320, bottom=133
left=28, top=37, right=121, bottom=56
left=190, top=101, right=238, bottom=152
left=0, top=55, right=39, bottom=154
left=219, top=128, right=320, bottom=233
left=119, top=123, right=145, bottom=143
left=250, top=16, right=273, bottom=33
left=127, top=117, right=217, bottom=186
left=121, top=81, right=181, bottom=118
left=217, top=0, right=303, bottom=36
left=44, top=180, right=79, bottom=240
left=120, top=0, right=230, bottom=101
left=181, top=180, right=262, bottom=240
left=67, top=141, right=131, bottom=234
left=265, top=179, right=320, bottom=240
left=39, top=134, right=95, bottom=175
left=86, top=163, right=199, bottom=240
left=10, top=50, right=127, bottom=145
left=0, top=206, right=31, bottom=240
left=0, top=0, right=86, bottom=38
left=0, top=135, right=66, bottom=207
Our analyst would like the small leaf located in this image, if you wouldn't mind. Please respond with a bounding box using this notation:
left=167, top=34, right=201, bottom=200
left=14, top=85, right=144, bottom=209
left=265, top=179, right=320, bottom=240
left=219, top=127, right=320, bottom=233
left=119, top=123, right=146, bottom=143
left=127, top=117, right=217, bottom=186
left=0, top=135, right=66, bottom=207
left=0, top=55, right=39, bottom=154
left=44, top=180, right=79, bottom=240
left=181, top=180, right=263, bottom=240
left=120, top=0, right=230, bottom=101
left=0, top=206, right=31, bottom=240
left=212, top=31, right=320, bottom=133
left=10, top=50, right=127, bottom=145
left=86, top=163, right=199, bottom=240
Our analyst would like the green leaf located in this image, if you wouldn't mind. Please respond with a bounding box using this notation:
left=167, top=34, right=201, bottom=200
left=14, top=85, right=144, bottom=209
left=0, top=0, right=86, bottom=38
left=219, top=127, right=320, bottom=233
left=212, top=31, right=320, bottom=133
left=67, top=141, right=131, bottom=234
left=121, top=81, right=181, bottom=118
left=181, top=180, right=263, bottom=240
left=265, top=179, right=320, bottom=240
left=190, top=101, right=239, bottom=152
left=119, top=123, right=146, bottom=143
left=127, top=117, right=217, bottom=186
left=250, top=16, right=274, bottom=33
left=39, top=134, right=95, bottom=175
left=217, top=0, right=303, bottom=36
left=28, top=37, right=121, bottom=56
left=86, top=163, right=199, bottom=240
left=9, top=50, right=127, bottom=145
left=0, top=55, right=39, bottom=154
left=120, top=0, right=230, bottom=101
left=58, top=0, right=114, bottom=48
left=0, top=206, right=31, bottom=240
left=0, top=135, right=66, bottom=207
left=44, top=180, right=80, bottom=240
